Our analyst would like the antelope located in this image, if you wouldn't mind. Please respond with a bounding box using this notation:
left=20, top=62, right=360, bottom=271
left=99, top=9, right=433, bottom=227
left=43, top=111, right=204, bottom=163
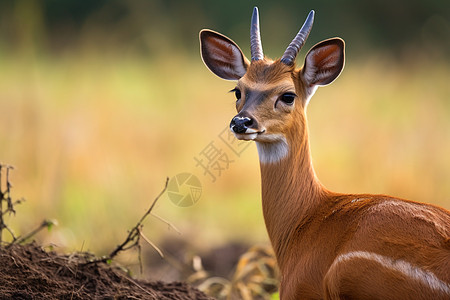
left=199, top=7, right=450, bottom=300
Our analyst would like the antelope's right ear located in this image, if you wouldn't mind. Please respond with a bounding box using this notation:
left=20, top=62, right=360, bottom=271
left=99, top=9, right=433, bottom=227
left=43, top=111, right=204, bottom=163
left=200, top=30, right=249, bottom=80
left=302, top=38, right=345, bottom=87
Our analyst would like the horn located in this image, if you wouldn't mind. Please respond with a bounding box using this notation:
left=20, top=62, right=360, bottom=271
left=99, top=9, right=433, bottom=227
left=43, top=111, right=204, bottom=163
left=250, top=7, right=264, bottom=61
left=280, top=10, right=315, bottom=66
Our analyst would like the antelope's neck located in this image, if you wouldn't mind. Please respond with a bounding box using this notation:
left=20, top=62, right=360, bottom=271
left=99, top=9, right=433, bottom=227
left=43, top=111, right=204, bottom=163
left=256, top=132, right=326, bottom=267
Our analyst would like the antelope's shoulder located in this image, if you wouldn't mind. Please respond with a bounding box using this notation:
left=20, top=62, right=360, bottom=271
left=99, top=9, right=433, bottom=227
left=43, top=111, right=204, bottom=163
left=341, top=195, right=450, bottom=247
left=326, top=194, right=450, bottom=239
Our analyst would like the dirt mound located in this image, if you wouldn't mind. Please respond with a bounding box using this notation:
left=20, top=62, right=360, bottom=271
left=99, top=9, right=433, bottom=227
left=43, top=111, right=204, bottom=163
left=0, top=243, right=214, bottom=299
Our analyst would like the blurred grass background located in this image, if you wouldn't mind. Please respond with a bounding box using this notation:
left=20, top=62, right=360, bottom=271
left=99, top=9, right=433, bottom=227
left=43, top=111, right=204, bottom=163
left=0, top=0, right=449, bottom=271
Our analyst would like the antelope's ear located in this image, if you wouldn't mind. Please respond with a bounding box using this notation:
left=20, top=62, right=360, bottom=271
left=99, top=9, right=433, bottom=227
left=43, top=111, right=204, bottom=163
left=302, top=38, right=345, bottom=87
left=200, top=29, right=249, bottom=80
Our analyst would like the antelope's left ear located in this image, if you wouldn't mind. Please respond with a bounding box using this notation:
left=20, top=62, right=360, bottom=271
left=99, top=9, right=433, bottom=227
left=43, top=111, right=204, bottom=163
left=302, top=38, right=345, bottom=88
left=200, top=29, right=250, bottom=81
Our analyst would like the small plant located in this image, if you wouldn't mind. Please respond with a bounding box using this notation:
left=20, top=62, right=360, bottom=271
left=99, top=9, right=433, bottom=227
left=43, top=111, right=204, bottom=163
left=270, top=292, right=280, bottom=300
left=0, top=164, right=172, bottom=270
left=0, top=163, right=55, bottom=246
left=0, top=164, right=21, bottom=244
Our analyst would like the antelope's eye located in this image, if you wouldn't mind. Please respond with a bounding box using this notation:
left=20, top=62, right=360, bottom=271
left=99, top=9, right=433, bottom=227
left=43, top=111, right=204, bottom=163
left=231, top=88, right=241, bottom=100
left=280, top=92, right=296, bottom=105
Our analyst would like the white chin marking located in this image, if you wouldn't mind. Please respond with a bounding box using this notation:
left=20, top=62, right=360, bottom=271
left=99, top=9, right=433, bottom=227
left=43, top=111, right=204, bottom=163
left=244, top=127, right=258, bottom=134
left=233, top=132, right=258, bottom=140
left=256, top=137, right=289, bottom=164
left=231, top=126, right=260, bottom=141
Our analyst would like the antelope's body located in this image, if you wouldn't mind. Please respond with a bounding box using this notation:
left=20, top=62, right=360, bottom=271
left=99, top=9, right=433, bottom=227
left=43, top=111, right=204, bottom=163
left=200, top=7, right=450, bottom=299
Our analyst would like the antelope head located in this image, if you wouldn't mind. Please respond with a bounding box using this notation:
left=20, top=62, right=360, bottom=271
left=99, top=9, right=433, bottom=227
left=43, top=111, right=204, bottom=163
left=200, top=7, right=345, bottom=163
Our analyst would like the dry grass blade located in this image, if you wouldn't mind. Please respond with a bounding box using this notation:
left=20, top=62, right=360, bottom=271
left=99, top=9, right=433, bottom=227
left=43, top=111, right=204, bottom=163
left=151, top=212, right=181, bottom=234
left=120, top=273, right=159, bottom=297
left=227, top=245, right=279, bottom=300
left=138, top=227, right=164, bottom=258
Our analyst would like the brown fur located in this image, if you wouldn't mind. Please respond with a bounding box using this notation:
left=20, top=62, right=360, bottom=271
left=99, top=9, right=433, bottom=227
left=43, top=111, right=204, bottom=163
left=243, top=59, right=294, bottom=84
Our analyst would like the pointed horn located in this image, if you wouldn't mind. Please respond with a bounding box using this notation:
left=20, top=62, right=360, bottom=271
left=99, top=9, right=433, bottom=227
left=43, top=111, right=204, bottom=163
left=250, top=7, right=264, bottom=61
left=281, top=10, right=315, bottom=66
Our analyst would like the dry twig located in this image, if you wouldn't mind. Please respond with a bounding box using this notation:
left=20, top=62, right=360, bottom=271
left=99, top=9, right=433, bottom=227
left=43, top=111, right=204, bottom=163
left=0, top=164, right=18, bottom=244
left=87, top=177, right=169, bottom=265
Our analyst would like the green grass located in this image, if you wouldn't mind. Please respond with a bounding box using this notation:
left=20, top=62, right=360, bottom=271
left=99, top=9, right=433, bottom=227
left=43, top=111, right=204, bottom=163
left=0, top=50, right=449, bottom=256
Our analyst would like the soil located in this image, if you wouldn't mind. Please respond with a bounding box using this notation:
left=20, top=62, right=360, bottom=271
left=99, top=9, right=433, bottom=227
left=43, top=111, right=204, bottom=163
left=0, top=243, right=215, bottom=300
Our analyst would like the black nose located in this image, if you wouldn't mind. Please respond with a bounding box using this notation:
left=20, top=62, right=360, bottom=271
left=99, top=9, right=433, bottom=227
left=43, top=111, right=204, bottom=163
left=230, top=116, right=254, bottom=134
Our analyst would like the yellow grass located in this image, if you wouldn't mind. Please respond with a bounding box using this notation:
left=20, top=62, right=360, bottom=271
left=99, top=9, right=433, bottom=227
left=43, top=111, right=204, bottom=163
left=0, top=50, right=449, bottom=256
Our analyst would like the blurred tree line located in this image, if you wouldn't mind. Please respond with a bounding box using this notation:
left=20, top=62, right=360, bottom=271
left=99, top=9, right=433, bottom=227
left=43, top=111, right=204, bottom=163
left=0, top=0, right=449, bottom=60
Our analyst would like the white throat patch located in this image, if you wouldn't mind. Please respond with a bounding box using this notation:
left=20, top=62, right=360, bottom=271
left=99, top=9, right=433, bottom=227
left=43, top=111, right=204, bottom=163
left=256, top=138, right=289, bottom=164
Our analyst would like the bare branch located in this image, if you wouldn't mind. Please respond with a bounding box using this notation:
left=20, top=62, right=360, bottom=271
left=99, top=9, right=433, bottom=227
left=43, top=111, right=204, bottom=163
left=0, top=164, right=50, bottom=247
left=86, top=177, right=169, bottom=264
left=0, top=164, right=18, bottom=244
left=5, top=166, right=15, bottom=214
left=12, top=219, right=56, bottom=245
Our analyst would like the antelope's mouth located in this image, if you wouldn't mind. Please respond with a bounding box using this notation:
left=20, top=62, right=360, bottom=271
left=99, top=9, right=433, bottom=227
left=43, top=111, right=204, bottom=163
left=232, top=129, right=265, bottom=141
